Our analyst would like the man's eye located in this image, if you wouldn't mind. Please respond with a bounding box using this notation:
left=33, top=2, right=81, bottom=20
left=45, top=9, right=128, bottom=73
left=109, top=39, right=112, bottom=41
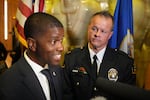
left=101, top=30, right=108, bottom=34
left=91, top=26, right=98, bottom=32
left=51, top=40, right=56, bottom=45
left=101, top=30, right=105, bottom=33
left=51, top=39, right=63, bottom=45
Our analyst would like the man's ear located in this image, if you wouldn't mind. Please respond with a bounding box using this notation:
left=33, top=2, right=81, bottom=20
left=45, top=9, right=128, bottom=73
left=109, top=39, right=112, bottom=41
left=108, top=31, right=113, bottom=39
left=27, top=38, right=36, bottom=51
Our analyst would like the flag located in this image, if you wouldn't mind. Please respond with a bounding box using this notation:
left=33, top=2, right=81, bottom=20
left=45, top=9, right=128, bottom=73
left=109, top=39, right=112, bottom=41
left=108, top=0, right=134, bottom=58
left=14, top=0, right=45, bottom=48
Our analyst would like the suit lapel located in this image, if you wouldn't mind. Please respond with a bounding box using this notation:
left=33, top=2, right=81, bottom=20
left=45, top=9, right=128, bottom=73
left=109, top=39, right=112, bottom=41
left=49, top=66, right=62, bottom=100
left=23, top=74, right=46, bottom=100
left=19, top=57, right=46, bottom=100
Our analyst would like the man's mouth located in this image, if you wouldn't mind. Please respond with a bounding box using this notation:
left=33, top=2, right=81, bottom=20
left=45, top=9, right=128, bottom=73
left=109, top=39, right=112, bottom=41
left=54, top=54, right=61, bottom=60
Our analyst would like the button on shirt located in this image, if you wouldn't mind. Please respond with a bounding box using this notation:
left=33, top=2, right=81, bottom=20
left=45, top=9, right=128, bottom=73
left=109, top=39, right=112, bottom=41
left=24, top=51, right=51, bottom=100
left=89, top=46, right=106, bottom=74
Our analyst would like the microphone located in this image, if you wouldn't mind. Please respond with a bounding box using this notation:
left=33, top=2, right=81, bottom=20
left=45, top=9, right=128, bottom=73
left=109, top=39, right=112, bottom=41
left=96, top=77, right=150, bottom=100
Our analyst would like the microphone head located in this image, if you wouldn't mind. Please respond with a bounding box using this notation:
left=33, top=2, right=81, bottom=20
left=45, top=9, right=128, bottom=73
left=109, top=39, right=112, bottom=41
left=96, top=77, right=150, bottom=100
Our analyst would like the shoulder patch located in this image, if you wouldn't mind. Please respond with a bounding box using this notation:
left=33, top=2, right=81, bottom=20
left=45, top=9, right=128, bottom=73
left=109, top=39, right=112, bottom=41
left=66, top=47, right=84, bottom=54
left=116, top=49, right=130, bottom=58
left=66, top=50, right=71, bottom=54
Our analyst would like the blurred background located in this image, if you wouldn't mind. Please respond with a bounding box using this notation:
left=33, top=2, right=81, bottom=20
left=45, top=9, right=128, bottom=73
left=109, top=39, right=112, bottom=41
left=0, top=0, right=150, bottom=89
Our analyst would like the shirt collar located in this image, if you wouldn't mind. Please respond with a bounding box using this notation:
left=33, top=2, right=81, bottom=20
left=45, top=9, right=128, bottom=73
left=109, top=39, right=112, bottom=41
left=88, top=44, right=106, bottom=62
left=24, top=50, right=48, bottom=74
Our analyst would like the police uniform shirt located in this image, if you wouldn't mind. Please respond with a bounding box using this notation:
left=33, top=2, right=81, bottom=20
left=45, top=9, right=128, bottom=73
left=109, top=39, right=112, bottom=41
left=88, top=45, right=106, bottom=75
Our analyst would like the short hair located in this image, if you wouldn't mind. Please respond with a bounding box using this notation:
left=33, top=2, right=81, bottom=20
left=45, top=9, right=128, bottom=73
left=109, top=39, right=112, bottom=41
left=24, top=12, right=63, bottom=39
left=92, top=11, right=114, bottom=30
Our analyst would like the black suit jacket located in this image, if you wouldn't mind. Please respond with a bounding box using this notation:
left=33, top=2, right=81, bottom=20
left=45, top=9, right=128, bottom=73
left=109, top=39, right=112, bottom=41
left=63, top=45, right=135, bottom=100
left=0, top=57, right=63, bottom=100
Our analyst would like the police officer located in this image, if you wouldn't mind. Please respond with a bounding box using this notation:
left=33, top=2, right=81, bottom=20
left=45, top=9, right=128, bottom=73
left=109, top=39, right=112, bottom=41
left=63, top=11, right=135, bottom=100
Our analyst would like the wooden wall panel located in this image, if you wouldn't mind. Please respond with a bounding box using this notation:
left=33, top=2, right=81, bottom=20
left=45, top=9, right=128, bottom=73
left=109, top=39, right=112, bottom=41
left=0, top=0, right=19, bottom=51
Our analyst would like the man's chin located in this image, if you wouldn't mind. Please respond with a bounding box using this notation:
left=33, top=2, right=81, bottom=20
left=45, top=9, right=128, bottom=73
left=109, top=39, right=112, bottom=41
left=91, top=44, right=98, bottom=49
left=53, top=60, right=61, bottom=65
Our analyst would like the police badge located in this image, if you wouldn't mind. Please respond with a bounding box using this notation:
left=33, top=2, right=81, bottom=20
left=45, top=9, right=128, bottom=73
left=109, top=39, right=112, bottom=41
left=108, top=68, right=118, bottom=81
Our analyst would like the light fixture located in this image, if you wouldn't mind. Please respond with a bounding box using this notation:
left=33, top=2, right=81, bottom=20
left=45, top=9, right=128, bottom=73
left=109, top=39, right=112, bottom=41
left=4, top=0, right=8, bottom=40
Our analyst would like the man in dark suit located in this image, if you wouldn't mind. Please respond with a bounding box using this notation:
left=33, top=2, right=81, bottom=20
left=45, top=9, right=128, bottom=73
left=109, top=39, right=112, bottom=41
left=0, top=12, right=64, bottom=100
left=63, top=11, right=135, bottom=100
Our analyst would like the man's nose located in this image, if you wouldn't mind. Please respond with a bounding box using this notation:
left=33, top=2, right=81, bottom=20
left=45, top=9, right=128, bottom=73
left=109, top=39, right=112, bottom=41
left=94, top=30, right=101, bottom=37
left=57, top=42, right=64, bottom=52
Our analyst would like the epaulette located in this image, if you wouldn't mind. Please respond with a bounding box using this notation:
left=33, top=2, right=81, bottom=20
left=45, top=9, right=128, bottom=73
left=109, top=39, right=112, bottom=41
left=114, top=48, right=131, bottom=58
left=66, top=46, right=84, bottom=54
left=66, top=50, right=71, bottom=54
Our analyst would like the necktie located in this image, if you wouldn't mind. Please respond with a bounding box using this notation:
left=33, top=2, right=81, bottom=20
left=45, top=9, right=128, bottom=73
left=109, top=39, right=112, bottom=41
left=41, top=69, right=56, bottom=100
left=92, top=55, right=98, bottom=78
